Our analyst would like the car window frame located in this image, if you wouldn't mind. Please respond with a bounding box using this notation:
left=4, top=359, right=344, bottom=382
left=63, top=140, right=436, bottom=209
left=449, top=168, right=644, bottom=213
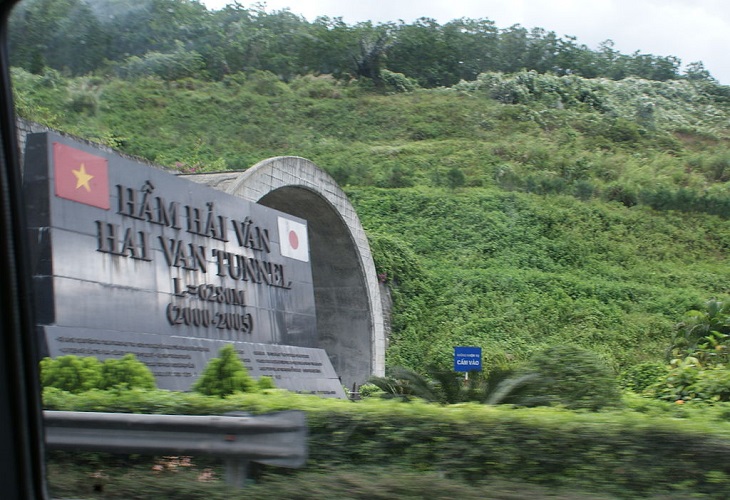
left=0, top=0, right=48, bottom=498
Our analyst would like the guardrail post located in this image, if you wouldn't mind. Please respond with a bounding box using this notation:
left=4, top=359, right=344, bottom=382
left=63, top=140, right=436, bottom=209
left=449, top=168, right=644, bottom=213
left=224, top=459, right=249, bottom=487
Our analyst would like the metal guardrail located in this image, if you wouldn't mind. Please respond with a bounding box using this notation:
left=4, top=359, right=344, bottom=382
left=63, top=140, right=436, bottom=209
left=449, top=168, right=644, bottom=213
left=44, top=410, right=307, bottom=487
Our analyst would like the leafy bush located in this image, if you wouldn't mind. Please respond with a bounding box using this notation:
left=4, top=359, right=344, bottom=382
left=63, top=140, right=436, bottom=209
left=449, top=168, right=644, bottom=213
left=670, top=299, right=730, bottom=364
left=654, top=356, right=702, bottom=402
left=42, top=388, right=730, bottom=498
left=40, top=355, right=102, bottom=393
left=41, top=354, right=155, bottom=392
left=618, top=361, right=668, bottom=393
left=694, top=367, right=730, bottom=402
left=357, top=383, right=383, bottom=398
left=289, top=74, right=343, bottom=98
left=99, top=354, right=156, bottom=391
left=66, top=89, right=98, bottom=115
left=257, top=376, right=276, bottom=391
left=244, top=70, right=291, bottom=97
left=380, top=69, right=418, bottom=93
left=369, top=366, right=465, bottom=403
left=445, top=167, right=466, bottom=189
left=504, top=344, right=622, bottom=410
left=192, top=344, right=256, bottom=397
left=649, top=299, right=730, bottom=403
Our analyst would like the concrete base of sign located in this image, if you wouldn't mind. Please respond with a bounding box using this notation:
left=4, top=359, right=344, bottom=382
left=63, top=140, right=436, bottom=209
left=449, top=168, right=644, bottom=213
left=44, top=325, right=346, bottom=397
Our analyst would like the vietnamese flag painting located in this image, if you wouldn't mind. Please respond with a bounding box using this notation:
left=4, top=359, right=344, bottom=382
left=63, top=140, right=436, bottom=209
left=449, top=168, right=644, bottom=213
left=53, top=142, right=110, bottom=209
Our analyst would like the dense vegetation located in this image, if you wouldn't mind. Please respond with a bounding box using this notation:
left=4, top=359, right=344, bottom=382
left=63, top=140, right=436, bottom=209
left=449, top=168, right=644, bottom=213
left=13, top=3, right=730, bottom=496
left=36, top=341, right=730, bottom=498
left=9, top=0, right=716, bottom=87
left=14, top=63, right=730, bottom=378
left=42, top=388, right=730, bottom=498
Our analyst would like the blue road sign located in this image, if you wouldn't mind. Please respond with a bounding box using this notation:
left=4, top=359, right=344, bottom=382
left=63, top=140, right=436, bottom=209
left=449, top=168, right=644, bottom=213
left=454, top=346, right=482, bottom=372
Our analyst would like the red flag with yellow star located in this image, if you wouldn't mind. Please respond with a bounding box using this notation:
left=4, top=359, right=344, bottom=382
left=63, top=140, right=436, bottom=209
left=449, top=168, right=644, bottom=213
left=53, top=142, right=110, bottom=209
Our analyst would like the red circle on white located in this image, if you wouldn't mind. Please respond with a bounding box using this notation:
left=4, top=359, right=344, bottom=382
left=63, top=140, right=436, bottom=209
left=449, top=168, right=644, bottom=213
left=289, top=230, right=299, bottom=250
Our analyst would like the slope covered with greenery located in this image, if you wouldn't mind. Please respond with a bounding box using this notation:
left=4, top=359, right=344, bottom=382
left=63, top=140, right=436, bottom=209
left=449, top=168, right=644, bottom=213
left=14, top=4, right=730, bottom=496
left=14, top=67, right=730, bottom=377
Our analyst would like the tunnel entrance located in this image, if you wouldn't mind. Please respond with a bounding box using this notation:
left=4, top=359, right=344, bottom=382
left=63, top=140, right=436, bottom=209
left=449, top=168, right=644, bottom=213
left=190, top=156, right=385, bottom=388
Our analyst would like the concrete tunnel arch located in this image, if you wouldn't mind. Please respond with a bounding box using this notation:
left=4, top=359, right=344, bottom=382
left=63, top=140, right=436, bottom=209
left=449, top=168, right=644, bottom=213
left=189, top=156, right=385, bottom=389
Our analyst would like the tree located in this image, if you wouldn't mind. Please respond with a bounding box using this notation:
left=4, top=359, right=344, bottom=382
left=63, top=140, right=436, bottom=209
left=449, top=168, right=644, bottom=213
left=443, top=18, right=499, bottom=82
left=211, top=4, right=309, bottom=80
left=387, top=18, right=450, bottom=87
left=553, top=35, right=599, bottom=78
left=297, top=16, right=355, bottom=78
left=626, top=52, right=680, bottom=81
left=524, top=27, right=559, bottom=74
left=352, top=22, right=394, bottom=86
left=684, top=61, right=717, bottom=83
left=193, top=344, right=256, bottom=397
left=497, top=24, right=528, bottom=73
left=9, top=0, right=108, bottom=75
left=102, top=0, right=211, bottom=61
left=117, top=41, right=206, bottom=81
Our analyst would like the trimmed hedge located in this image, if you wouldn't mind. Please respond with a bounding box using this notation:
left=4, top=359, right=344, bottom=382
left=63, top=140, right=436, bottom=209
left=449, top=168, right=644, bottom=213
left=44, top=388, right=730, bottom=497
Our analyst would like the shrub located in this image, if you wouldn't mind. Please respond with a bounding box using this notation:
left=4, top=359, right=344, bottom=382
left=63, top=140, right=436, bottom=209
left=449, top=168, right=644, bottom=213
left=572, top=180, right=596, bottom=201
left=603, top=183, right=638, bottom=207
left=357, top=383, right=383, bottom=398
left=42, top=388, right=730, bottom=498
left=66, top=90, right=97, bottom=115
left=40, top=354, right=155, bottom=392
left=257, top=376, right=276, bottom=391
left=40, top=355, right=102, bottom=393
left=706, top=152, right=730, bottom=182
left=245, top=70, right=290, bottom=96
left=694, top=367, right=730, bottom=402
left=99, top=354, right=156, bottom=391
left=380, top=69, right=418, bottom=93
left=670, top=299, right=730, bottom=365
left=619, top=362, right=668, bottom=393
left=505, top=344, right=622, bottom=410
left=289, top=74, right=342, bottom=98
left=192, top=345, right=256, bottom=397
left=445, top=167, right=466, bottom=189
left=653, top=357, right=730, bottom=403
left=653, top=355, right=701, bottom=402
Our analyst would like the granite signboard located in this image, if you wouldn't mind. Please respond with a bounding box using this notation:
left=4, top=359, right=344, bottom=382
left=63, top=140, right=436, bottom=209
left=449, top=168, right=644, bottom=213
left=23, top=132, right=345, bottom=397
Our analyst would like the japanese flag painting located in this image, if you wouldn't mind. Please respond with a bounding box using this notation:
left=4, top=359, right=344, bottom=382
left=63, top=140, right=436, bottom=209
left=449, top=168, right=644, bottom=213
left=278, top=216, right=309, bottom=262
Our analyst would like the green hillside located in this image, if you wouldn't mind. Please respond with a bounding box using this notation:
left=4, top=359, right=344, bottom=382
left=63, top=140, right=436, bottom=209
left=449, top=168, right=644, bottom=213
left=13, top=68, right=730, bottom=375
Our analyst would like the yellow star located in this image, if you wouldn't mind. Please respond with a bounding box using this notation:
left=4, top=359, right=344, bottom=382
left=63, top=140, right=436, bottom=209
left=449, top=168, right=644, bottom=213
left=72, top=163, right=94, bottom=192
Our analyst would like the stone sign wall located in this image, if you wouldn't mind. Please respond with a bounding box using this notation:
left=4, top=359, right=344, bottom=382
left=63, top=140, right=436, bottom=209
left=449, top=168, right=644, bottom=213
left=23, top=131, right=346, bottom=397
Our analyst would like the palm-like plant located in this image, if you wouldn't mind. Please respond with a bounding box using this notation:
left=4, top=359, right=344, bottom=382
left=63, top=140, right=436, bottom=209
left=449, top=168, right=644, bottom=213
left=670, top=299, right=730, bottom=365
left=368, top=365, right=513, bottom=404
